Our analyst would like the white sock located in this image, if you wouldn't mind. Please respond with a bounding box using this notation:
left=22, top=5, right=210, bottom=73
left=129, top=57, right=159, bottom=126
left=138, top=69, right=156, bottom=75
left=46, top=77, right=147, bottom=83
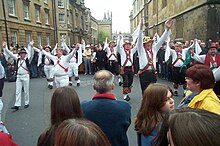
left=0, top=98, right=3, bottom=122
left=123, top=94, right=128, bottom=99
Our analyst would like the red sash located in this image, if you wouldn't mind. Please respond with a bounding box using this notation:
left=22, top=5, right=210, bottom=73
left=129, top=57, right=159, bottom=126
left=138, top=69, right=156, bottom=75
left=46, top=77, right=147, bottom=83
left=108, top=47, right=117, bottom=61
left=57, top=60, right=68, bottom=72
left=172, top=51, right=184, bottom=67
left=138, top=49, right=156, bottom=74
left=121, top=49, right=134, bottom=74
left=204, top=54, right=220, bottom=69
left=18, top=60, right=30, bottom=74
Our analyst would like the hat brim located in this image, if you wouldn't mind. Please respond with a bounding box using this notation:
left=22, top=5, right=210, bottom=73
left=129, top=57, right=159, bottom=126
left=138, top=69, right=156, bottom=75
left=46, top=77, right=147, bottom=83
left=143, top=40, right=153, bottom=44
left=18, top=52, right=27, bottom=54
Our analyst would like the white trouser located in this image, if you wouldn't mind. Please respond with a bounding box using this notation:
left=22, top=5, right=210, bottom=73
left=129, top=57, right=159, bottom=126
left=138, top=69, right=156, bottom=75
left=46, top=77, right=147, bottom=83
left=15, top=74, right=30, bottom=106
left=68, top=63, right=79, bottom=77
left=68, top=63, right=80, bottom=84
left=55, top=75, right=69, bottom=88
left=0, top=97, right=3, bottom=121
left=44, top=65, right=54, bottom=86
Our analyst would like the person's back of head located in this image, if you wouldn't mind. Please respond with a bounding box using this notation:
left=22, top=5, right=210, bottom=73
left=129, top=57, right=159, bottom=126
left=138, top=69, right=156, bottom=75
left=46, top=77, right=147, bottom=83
left=154, top=108, right=220, bottom=146
left=51, top=86, right=83, bottom=125
left=55, top=119, right=111, bottom=146
left=93, top=70, right=114, bottom=94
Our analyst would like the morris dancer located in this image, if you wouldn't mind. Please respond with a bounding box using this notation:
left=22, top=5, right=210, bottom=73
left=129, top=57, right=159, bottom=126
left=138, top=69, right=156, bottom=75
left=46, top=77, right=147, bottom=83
left=33, top=42, right=76, bottom=88
left=117, top=34, right=137, bottom=101
left=104, top=39, right=123, bottom=86
left=62, top=40, right=84, bottom=86
left=3, top=41, right=34, bottom=110
left=136, top=18, right=173, bottom=94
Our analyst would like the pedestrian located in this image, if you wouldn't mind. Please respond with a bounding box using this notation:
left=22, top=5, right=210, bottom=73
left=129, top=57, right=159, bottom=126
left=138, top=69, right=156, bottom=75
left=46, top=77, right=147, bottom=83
left=154, top=108, right=220, bottom=146
left=55, top=119, right=111, bottom=146
left=37, top=86, right=83, bottom=146
left=83, top=45, right=92, bottom=75
left=95, top=44, right=107, bottom=71
left=135, top=83, right=174, bottom=146
left=3, top=41, right=34, bottom=110
left=135, top=18, right=173, bottom=94
left=178, top=64, right=220, bottom=115
left=81, top=70, right=131, bottom=146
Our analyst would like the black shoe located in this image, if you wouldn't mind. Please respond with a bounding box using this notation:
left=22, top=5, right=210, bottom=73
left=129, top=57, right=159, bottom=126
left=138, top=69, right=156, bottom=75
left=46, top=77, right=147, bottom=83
left=24, top=104, right=29, bottom=108
left=11, top=106, right=19, bottom=110
left=77, top=83, right=80, bottom=86
left=119, top=81, right=123, bottom=86
left=49, top=85, right=53, bottom=89
left=69, top=83, right=72, bottom=86
left=174, top=91, right=178, bottom=96
left=124, top=95, right=131, bottom=101
left=47, top=85, right=50, bottom=88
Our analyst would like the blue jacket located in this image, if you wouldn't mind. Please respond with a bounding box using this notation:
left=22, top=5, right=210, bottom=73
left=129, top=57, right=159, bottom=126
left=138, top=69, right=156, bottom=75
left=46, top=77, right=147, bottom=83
left=81, top=93, right=131, bottom=146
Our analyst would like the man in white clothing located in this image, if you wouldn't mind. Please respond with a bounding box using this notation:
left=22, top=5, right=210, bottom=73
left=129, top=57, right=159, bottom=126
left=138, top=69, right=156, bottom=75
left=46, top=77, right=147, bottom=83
left=3, top=41, right=34, bottom=110
left=136, top=18, right=173, bottom=94
left=34, top=44, right=76, bottom=88
left=0, top=61, right=5, bottom=120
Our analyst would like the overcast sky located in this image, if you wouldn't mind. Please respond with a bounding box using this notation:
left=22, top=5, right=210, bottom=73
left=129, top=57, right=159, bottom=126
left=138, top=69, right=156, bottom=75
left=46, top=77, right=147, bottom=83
left=84, top=0, right=132, bottom=33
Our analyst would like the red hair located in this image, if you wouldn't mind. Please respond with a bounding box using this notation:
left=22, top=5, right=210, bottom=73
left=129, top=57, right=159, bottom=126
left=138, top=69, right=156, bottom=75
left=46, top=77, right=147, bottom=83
left=186, top=64, right=215, bottom=90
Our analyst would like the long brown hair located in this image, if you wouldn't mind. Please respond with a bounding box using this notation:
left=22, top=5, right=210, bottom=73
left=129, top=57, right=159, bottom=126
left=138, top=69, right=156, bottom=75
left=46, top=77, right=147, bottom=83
left=51, top=86, right=83, bottom=125
left=55, top=119, right=111, bottom=146
left=135, top=83, right=172, bottom=135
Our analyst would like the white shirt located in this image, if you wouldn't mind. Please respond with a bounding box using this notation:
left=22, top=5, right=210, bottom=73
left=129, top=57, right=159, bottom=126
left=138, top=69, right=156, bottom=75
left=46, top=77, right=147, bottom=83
left=0, top=61, right=5, bottom=79
left=136, top=28, right=171, bottom=71
left=42, top=49, right=75, bottom=76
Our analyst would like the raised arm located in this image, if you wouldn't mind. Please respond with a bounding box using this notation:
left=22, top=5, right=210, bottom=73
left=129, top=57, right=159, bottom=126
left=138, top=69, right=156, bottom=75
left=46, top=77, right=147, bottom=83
left=136, top=18, right=145, bottom=56
left=62, top=42, right=70, bottom=54
left=103, top=38, right=108, bottom=51
left=42, top=50, right=57, bottom=62
left=2, top=41, right=18, bottom=60
left=191, top=50, right=206, bottom=63
left=116, top=34, right=123, bottom=53
left=51, top=43, right=58, bottom=55
left=153, top=19, right=173, bottom=53
left=27, top=40, right=35, bottom=62
left=65, top=48, right=76, bottom=62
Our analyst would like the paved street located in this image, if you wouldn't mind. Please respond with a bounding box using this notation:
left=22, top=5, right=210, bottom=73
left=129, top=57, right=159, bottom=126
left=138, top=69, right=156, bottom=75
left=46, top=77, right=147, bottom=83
left=1, top=75, right=183, bottom=146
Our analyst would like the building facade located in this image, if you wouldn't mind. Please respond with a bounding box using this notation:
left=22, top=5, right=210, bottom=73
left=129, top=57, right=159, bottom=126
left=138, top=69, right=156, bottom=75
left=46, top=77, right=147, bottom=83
left=0, top=0, right=113, bottom=49
left=147, top=0, right=220, bottom=41
left=130, top=0, right=220, bottom=42
left=90, top=16, right=98, bottom=44
left=130, top=0, right=145, bottom=34
left=0, top=0, right=55, bottom=48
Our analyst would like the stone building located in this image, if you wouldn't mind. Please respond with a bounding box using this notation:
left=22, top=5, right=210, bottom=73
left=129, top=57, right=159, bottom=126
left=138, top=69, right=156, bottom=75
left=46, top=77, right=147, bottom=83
left=97, top=11, right=113, bottom=41
left=55, top=0, right=88, bottom=46
left=130, top=0, right=220, bottom=42
left=130, top=0, right=145, bottom=34
left=0, top=0, right=113, bottom=49
left=147, top=0, right=220, bottom=41
left=0, top=0, right=55, bottom=48
left=90, top=16, right=98, bottom=44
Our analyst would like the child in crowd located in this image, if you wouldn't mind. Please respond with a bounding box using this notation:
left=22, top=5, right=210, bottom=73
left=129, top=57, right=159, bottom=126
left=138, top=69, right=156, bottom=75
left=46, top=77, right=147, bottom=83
left=135, top=83, right=174, bottom=146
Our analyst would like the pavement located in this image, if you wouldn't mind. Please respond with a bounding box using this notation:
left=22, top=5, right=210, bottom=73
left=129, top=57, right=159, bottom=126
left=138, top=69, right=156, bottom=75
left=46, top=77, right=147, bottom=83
left=1, top=75, right=184, bottom=146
